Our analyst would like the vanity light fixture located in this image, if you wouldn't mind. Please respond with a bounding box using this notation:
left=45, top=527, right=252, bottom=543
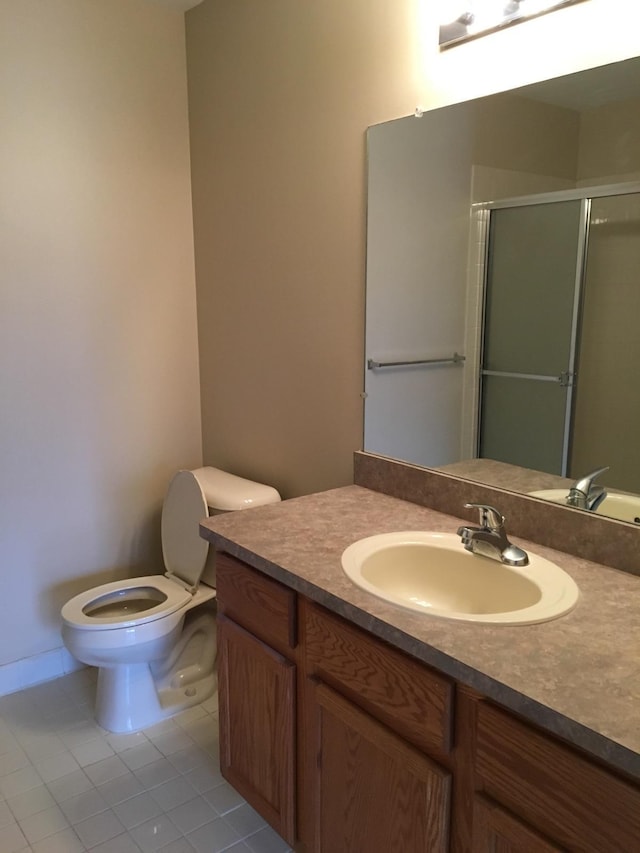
left=503, top=1, right=522, bottom=14
left=438, top=0, right=589, bottom=49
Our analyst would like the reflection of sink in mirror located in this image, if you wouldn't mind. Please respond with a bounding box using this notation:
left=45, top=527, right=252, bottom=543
left=341, top=532, right=578, bottom=625
left=529, top=490, right=640, bottom=524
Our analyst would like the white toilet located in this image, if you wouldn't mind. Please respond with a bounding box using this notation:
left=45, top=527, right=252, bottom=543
left=61, top=467, right=280, bottom=733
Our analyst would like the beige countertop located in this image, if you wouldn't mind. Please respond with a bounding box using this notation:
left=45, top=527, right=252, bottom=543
left=200, top=485, right=640, bottom=781
left=437, top=458, right=574, bottom=492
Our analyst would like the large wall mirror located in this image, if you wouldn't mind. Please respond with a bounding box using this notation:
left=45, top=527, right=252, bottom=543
left=364, top=55, right=640, bottom=526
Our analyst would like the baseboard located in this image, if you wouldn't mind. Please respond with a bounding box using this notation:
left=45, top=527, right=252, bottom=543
left=0, top=647, right=85, bottom=697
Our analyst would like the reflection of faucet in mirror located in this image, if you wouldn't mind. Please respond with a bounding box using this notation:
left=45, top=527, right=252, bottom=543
left=567, top=466, right=609, bottom=512
left=457, top=503, right=529, bottom=567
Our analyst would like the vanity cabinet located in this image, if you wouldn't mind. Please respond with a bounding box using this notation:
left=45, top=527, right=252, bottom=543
left=303, top=600, right=453, bottom=853
left=215, top=552, right=640, bottom=853
left=215, top=553, right=297, bottom=845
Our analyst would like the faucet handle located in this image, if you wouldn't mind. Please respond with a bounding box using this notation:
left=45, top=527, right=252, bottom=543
left=464, top=503, right=505, bottom=531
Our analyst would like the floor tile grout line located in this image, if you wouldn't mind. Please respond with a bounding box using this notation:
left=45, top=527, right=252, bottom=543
left=0, top=669, right=291, bottom=853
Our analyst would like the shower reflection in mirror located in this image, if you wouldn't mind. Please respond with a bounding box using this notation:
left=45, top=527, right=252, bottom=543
left=468, top=187, right=640, bottom=495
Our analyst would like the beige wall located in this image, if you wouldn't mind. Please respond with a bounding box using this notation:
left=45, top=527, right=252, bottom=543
left=185, top=1, right=422, bottom=498
left=474, top=95, right=580, bottom=180
left=578, top=95, right=640, bottom=183
left=0, top=0, right=201, bottom=671
left=186, top=0, right=640, bottom=499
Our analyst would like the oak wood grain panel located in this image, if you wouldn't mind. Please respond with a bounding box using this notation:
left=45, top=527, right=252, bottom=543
left=304, top=602, right=453, bottom=756
left=295, top=600, right=316, bottom=853
left=472, top=795, right=564, bottom=852
left=218, top=615, right=296, bottom=844
left=451, top=684, right=482, bottom=853
left=312, top=680, right=451, bottom=853
left=216, top=551, right=296, bottom=654
left=475, top=700, right=640, bottom=852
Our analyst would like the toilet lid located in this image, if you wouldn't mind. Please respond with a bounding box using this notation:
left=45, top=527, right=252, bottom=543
left=161, top=470, right=210, bottom=590
left=61, top=575, right=191, bottom=630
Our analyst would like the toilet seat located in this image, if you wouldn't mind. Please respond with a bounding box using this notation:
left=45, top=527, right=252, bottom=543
left=61, top=470, right=216, bottom=636
left=61, top=575, right=192, bottom=631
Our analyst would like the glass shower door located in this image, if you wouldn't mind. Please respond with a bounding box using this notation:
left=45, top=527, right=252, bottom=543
left=479, top=199, right=588, bottom=475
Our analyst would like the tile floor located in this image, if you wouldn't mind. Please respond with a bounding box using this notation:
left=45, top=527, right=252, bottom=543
left=0, top=669, right=292, bottom=853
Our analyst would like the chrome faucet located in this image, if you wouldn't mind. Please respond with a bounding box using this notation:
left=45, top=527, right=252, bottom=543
left=567, top=466, right=609, bottom=511
left=457, top=503, right=529, bottom=566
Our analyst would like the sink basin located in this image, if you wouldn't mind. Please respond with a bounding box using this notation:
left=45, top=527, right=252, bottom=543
left=529, top=489, right=640, bottom=524
left=341, top=532, right=579, bottom=625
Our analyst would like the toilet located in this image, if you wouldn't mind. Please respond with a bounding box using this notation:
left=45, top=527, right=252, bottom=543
left=61, top=467, right=280, bottom=733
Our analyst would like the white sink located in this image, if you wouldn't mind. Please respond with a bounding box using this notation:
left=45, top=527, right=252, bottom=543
left=529, top=489, right=640, bottom=524
left=341, top=532, right=579, bottom=625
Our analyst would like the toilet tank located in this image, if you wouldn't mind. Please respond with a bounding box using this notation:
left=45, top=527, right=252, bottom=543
left=191, top=467, right=281, bottom=587
left=193, top=467, right=281, bottom=512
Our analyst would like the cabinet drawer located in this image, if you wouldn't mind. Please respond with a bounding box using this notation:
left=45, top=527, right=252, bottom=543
left=216, top=552, right=296, bottom=654
left=475, top=700, right=640, bottom=852
left=304, top=602, right=453, bottom=756
left=472, top=795, right=562, bottom=853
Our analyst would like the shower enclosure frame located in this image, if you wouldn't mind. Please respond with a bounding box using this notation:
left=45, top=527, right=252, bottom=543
left=462, top=180, right=640, bottom=473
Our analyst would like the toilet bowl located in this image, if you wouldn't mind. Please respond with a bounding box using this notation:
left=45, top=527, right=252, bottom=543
left=61, top=467, right=280, bottom=733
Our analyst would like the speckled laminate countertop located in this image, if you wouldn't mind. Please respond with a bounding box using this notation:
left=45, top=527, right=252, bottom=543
left=200, top=485, right=640, bottom=781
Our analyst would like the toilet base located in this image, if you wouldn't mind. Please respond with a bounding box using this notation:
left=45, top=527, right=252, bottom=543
left=95, top=611, right=217, bottom=733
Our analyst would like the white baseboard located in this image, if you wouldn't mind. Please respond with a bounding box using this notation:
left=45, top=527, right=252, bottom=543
left=0, top=647, right=85, bottom=698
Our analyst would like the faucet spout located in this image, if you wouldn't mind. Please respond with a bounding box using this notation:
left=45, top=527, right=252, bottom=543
left=457, top=503, right=529, bottom=567
left=567, top=466, right=609, bottom=511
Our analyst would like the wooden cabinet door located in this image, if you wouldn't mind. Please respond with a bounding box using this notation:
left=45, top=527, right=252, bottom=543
left=218, top=614, right=296, bottom=845
left=311, top=680, right=450, bottom=853
left=473, top=796, right=564, bottom=853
